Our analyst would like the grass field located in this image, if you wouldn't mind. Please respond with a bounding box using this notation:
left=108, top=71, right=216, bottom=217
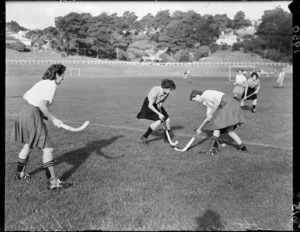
left=5, top=63, right=292, bottom=230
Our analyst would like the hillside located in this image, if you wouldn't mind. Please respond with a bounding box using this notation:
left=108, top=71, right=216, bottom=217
left=6, top=48, right=275, bottom=63
left=202, top=50, right=274, bottom=63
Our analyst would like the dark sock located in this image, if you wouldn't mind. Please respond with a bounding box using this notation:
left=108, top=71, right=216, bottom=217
left=252, top=105, right=256, bottom=110
left=43, top=160, right=55, bottom=179
left=238, top=143, right=247, bottom=151
left=210, top=136, right=219, bottom=149
left=143, top=127, right=153, bottom=138
left=16, top=157, right=28, bottom=173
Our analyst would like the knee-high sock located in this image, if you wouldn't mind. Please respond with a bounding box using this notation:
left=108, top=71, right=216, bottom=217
left=16, top=157, right=29, bottom=173
left=43, top=160, right=55, bottom=179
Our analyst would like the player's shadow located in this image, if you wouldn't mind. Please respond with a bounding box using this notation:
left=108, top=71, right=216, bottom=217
left=195, top=209, right=225, bottom=231
left=241, top=105, right=253, bottom=111
left=147, top=125, right=184, bottom=144
left=29, top=135, right=124, bottom=181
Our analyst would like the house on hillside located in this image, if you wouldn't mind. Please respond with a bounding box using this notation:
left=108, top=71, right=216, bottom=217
left=235, top=26, right=257, bottom=40
left=216, top=31, right=238, bottom=46
left=7, top=30, right=32, bottom=46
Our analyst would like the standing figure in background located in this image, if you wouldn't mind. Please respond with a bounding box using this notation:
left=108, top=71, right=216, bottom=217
left=240, top=72, right=261, bottom=113
left=276, top=68, right=285, bottom=88
left=137, top=79, right=176, bottom=146
left=183, top=70, right=192, bottom=84
left=13, top=64, right=72, bottom=190
left=233, top=69, right=247, bottom=101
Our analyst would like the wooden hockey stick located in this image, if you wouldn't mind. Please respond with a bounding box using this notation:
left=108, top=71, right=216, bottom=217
left=243, top=92, right=257, bottom=100
left=59, top=121, right=90, bottom=132
left=159, top=108, right=178, bottom=146
left=174, top=119, right=209, bottom=152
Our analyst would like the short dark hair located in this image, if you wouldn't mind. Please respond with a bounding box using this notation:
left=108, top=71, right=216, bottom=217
left=161, top=79, right=176, bottom=90
left=250, top=72, right=259, bottom=79
left=190, top=90, right=203, bottom=101
left=42, top=64, right=66, bottom=80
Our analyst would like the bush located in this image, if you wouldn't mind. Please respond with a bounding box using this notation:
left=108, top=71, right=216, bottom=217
left=252, top=48, right=265, bottom=57
left=232, top=43, right=242, bottom=52
left=210, top=44, right=219, bottom=53
left=193, top=46, right=210, bottom=61
left=118, top=50, right=129, bottom=61
left=266, top=49, right=285, bottom=62
left=6, top=40, right=27, bottom=52
left=180, top=50, right=190, bottom=62
left=159, top=53, right=172, bottom=62
left=221, top=44, right=229, bottom=50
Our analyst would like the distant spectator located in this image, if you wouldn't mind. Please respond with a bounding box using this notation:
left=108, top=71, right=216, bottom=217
left=276, top=68, right=285, bottom=88
left=233, top=69, right=247, bottom=101
left=183, top=70, right=192, bottom=84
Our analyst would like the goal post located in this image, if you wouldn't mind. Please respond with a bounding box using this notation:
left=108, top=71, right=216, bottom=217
left=69, top=68, right=81, bottom=77
left=228, top=65, right=255, bottom=82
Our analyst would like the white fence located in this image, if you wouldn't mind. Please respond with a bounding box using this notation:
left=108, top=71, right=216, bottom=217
left=6, top=59, right=288, bottom=67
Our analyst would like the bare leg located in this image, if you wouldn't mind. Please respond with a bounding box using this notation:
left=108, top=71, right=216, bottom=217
left=228, top=131, right=248, bottom=152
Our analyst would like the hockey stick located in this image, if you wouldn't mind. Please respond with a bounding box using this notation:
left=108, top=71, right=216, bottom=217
left=159, top=108, right=178, bottom=146
left=174, top=119, right=209, bottom=152
left=242, top=92, right=257, bottom=100
left=59, top=121, right=90, bottom=132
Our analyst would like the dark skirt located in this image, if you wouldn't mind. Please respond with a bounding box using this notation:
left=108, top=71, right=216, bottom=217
left=13, top=103, right=53, bottom=149
left=203, top=94, right=245, bottom=134
left=241, top=87, right=257, bottom=100
left=137, top=97, right=169, bottom=121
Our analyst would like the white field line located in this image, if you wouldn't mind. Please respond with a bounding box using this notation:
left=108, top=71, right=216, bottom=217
left=6, top=113, right=292, bottom=151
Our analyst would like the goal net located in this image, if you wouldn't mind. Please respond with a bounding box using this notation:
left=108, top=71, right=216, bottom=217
left=228, top=65, right=255, bottom=82
left=69, top=68, right=81, bottom=77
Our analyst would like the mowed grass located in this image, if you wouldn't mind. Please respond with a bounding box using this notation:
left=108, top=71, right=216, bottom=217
left=5, top=64, right=292, bottom=230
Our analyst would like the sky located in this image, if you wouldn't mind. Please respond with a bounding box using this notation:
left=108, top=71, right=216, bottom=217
left=6, top=1, right=291, bottom=30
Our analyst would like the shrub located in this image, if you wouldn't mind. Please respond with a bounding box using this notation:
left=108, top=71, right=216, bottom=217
left=118, top=50, right=129, bottom=61
left=159, top=53, right=172, bottom=62
left=266, top=49, right=285, bottom=62
left=193, top=46, right=210, bottom=61
left=180, top=50, right=190, bottom=62
left=7, top=40, right=27, bottom=52
left=210, top=44, right=219, bottom=53
left=221, top=44, right=229, bottom=50
left=232, top=43, right=241, bottom=52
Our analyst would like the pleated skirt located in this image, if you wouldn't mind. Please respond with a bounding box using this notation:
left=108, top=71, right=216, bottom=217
left=233, top=85, right=245, bottom=95
left=203, top=94, right=245, bottom=134
left=13, top=103, right=53, bottom=149
left=241, top=87, right=257, bottom=100
left=136, top=97, right=169, bottom=121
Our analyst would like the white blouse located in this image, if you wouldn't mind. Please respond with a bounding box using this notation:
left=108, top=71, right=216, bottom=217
left=201, top=90, right=224, bottom=115
left=23, top=80, right=57, bottom=107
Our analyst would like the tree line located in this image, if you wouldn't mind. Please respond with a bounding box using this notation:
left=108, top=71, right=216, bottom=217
left=7, top=7, right=292, bottom=62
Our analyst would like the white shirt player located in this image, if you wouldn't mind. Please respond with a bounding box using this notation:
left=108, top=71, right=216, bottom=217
left=23, top=80, right=57, bottom=107
left=201, top=90, right=224, bottom=115
left=235, top=73, right=247, bottom=86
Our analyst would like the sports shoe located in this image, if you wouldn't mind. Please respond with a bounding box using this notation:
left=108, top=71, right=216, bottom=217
left=15, top=172, right=31, bottom=180
left=236, top=147, right=249, bottom=152
left=252, top=109, right=256, bottom=113
left=208, top=147, right=218, bottom=155
left=48, top=178, right=72, bottom=190
left=140, top=136, right=148, bottom=146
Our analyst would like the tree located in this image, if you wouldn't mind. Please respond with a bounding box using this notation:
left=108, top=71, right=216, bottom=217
left=232, top=11, right=252, bottom=30
left=55, top=12, right=93, bottom=55
left=256, top=6, right=292, bottom=57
